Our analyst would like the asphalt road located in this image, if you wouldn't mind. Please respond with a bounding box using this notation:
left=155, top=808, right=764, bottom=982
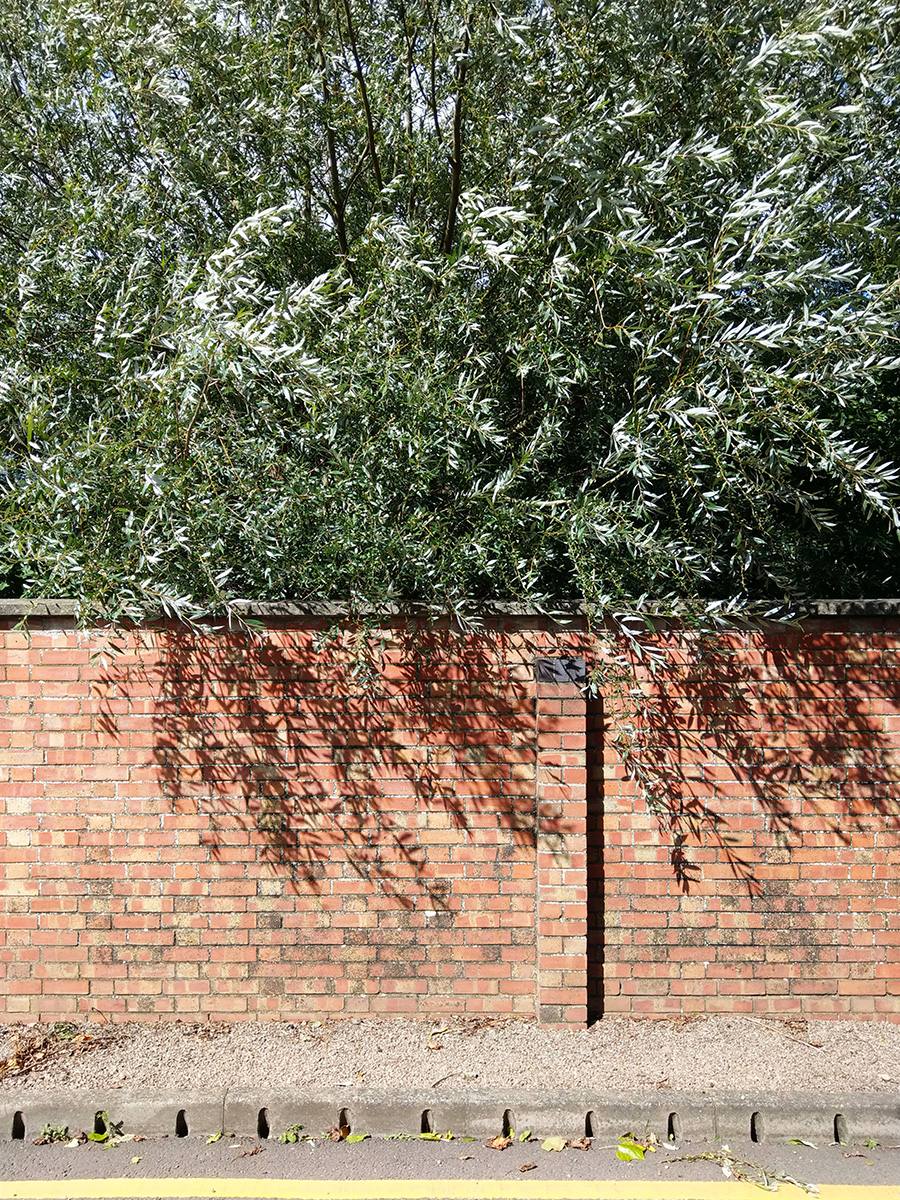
left=1, top=1132, right=899, bottom=1196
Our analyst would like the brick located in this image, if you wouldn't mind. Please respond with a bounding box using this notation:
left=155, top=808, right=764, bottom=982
left=1, top=620, right=898, bottom=1025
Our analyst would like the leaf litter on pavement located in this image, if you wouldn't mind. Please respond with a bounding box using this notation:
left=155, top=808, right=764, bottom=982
left=617, top=1135, right=651, bottom=1161
left=0, top=1024, right=106, bottom=1083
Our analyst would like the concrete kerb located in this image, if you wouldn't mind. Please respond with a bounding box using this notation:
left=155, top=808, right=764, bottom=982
left=1, top=1089, right=898, bottom=1145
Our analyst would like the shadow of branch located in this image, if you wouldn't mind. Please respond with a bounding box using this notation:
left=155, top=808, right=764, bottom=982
left=591, top=623, right=900, bottom=895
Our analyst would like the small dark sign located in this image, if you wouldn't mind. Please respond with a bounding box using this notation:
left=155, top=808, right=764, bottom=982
left=533, top=655, right=587, bottom=684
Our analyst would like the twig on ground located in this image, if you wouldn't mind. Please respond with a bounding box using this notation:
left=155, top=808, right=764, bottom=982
left=0, top=1027, right=102, bottom=1083
left=742, top=1016, right=824, bottom=1052
left=670, top=1149, right=819, bottom=1194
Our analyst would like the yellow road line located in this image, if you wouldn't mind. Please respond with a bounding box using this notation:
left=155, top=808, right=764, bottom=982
left=2, top=1181, right=898, bottom=1200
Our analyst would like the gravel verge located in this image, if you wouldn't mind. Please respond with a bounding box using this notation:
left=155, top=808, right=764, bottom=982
left=2, top=1015, right=899, bottom=1094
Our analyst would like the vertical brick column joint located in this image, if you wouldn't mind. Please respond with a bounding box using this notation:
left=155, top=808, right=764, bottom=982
left=534, top=656, right=588, bottom=1027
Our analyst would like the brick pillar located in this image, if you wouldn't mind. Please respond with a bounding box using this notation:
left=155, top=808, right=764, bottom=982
left=534, top=657, right=588, bottom=1026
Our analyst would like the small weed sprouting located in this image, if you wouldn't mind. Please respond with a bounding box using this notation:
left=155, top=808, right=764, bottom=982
left=278, top=1125, right=306, bottom=1144
left=34, top=1125, right=69, bottom=1145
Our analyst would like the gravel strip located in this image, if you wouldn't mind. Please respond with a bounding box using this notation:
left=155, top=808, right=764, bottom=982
left=2, top=1015, right=899, bottom=1094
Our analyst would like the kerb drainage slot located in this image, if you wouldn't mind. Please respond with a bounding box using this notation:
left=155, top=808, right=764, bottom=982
left=750, top=1112, right=764, bottom=1143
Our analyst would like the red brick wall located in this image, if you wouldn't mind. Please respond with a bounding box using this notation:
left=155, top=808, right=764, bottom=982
left=592, top=620, right=900, bottom=1023
left=0, top=612, right=898, bottom=1024
left=0, top=616, right=585, bottom=1023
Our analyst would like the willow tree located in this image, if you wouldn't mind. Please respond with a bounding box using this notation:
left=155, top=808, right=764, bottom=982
left=1, top=0, right=899, bottom=622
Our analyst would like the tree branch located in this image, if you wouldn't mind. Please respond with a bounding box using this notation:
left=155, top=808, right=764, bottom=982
left=314, top=9, right=349, bottom=255
left=440, top=23, right=470, bottom=255
left=338, top=0, right=383, bottom=195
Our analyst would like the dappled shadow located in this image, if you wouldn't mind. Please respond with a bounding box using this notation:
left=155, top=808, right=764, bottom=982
left=93, top=618, right=547, bottom=913
left=91, top=613, right=900, bottom=910
left=85, top=611, right=900, bottom=1021
left=592, top=620, right=900, bottom=896
left=88, top=616, right=576, bottom=1014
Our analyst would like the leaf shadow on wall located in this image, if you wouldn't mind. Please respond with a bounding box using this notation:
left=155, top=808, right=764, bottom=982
left=585, top=619, right=900, bottom=1023
left=599, top=622, right=900, bottom=897
left=92, top=617, right=548, bottom=924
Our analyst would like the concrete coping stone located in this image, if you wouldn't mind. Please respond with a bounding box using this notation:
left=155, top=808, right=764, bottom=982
left=2, top=598, right=900, bottom=621
left=1, top=1089, right=897, bottom=1144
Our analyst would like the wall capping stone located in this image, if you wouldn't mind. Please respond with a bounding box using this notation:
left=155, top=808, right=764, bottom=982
left=3, top=597, right=900, bottom=619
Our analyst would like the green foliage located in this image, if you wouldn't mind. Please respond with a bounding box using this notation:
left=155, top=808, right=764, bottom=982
left=87, top=1111, right=123, bottom=1142
left=37, top=1124, right=69, bottom=1144
left=616, top=1135, right=647, bottom=1161
left=278, top=1124, right=306, bottom=1143
left=1, top=0, right=899, bottom=619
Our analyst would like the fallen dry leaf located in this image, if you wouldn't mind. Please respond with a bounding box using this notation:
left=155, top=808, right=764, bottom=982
left=130, top=1156, right=142, bottom=1165
left=542, top=1137, right=567, bottom=1153
left=0, top=1028, right=105, bottom=1084
left=426, top=1042, right=443, bottom=1050
left=458, top=1154, right=473, bottom=1161
left=238, top=1145, right=264, bottom=1158
left=568, top=1137, right=591, bottom=1151
left=486, top=1136, right=512, bottom=1150
left=520, top=1162, right=537, bottom=1172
